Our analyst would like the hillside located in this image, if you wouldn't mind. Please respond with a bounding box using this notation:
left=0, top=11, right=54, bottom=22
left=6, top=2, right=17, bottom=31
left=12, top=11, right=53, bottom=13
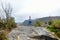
left=22, top=16, right=60, bottom=26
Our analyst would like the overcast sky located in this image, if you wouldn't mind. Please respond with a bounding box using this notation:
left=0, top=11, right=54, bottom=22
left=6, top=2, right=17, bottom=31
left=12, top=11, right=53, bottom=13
left=1, top=0, right=60, bottom=23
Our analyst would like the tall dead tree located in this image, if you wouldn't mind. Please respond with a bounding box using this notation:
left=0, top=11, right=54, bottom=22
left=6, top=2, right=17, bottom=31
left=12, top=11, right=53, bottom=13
left=1, top=1, right=13, bottom=21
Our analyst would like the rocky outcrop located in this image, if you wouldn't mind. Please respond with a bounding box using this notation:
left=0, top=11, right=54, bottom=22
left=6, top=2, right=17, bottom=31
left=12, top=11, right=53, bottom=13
left=7, top=26, right=59, bottom=40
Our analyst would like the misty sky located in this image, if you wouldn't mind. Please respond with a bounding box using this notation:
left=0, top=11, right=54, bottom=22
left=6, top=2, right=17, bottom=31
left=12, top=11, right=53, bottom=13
left=1, top=0, right=60, bottom=23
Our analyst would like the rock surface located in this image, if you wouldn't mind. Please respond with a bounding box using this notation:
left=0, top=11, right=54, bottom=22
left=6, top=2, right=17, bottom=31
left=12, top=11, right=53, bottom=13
left=7, top=26, right=57, bottom=40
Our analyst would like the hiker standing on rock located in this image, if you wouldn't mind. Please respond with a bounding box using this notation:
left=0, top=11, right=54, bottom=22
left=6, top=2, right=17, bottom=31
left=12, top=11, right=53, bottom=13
left=28, top=16, right=32, bottom=26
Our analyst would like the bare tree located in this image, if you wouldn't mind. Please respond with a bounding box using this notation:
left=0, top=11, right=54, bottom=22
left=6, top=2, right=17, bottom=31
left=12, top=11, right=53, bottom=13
left=1, top=1, right=13, bottom=20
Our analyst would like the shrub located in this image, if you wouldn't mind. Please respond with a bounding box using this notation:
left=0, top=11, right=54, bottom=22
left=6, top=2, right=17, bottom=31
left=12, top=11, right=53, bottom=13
left=52, top=20, right=60, bottom=28
left=55, top=33, right=60, bottom=38
left=48, top=21, right=52, bottom=25
left=0, top=22, right=6, bottom=30
left=0, top=17, right=17, bottom=31
left=0, top=33, right=7, bottom=40
left=47, top=26, right=57, bottom=32
left=34, top=20, right=41, bottom=27
left=47, top=25, right=60, bottom=38
left=5, top=17, right=17, bottom=31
